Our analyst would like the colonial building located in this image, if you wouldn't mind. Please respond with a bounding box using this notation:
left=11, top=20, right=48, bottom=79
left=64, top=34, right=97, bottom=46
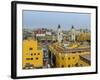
left=22, top=37, right=43, bottom=69
left=49, top=43, right=90, bottom=68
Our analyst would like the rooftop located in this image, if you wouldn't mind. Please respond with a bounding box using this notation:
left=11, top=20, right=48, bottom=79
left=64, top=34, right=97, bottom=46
left=49, top=42, right=90, bottom=54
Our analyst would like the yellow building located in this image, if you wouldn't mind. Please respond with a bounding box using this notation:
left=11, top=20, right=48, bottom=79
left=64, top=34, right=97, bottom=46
left=22, top=38, right=43, bottom=69
left=49, top=43, right=90, bottom=68
left=77, top=32, right=90, bottom=41
left=55, top=53, right=90, bottom=68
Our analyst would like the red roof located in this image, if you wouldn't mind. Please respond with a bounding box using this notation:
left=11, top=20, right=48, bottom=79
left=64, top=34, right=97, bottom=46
left=35, top=29, right=46, bottom=34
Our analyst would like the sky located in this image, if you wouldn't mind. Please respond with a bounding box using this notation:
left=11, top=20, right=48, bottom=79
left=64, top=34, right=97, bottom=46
left=22, top=10, right=91, bottom=30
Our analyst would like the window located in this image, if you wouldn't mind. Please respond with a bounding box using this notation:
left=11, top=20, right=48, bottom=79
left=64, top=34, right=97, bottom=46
left=31, top=53, right=33, bottom=56
left=62, top=57, right=64, bottom=60
left=26, top=58, right=33, bottom=60
left=72, top=52, right=76, bottom=53
left=26, top=58, right=30, bottom=60
left=31, top=58, right=33, bottom=60
left=34, top=53, right=36, bottom=55
left=68, top=65, right=70, bottom=67
left=36, top=57, right=38, bottom=60
left=75, top=63, right=78, bottom=67
left=68, top=57, right=70, bottom=60
left=62, top=65, right=64, bottom=67
left=29, top=48, right=33, bottom=50
left=73, top=57, right=75, bottom=59
left=38, top=53, right=40, bottom=55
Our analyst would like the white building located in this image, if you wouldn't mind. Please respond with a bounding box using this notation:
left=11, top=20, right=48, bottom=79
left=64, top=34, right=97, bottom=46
left=36, top=34, right=45, bottom=37
left=46, top=31, right=52, bottom=35
left=57, top=25, right=63, bottom=43
left=35, top=29, right=46, bottom=37
left=71, top=26, right=76, bottom=41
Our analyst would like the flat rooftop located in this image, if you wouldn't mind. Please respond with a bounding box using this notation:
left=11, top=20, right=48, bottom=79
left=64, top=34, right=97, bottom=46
left=50, top=44, right=90, bottom=53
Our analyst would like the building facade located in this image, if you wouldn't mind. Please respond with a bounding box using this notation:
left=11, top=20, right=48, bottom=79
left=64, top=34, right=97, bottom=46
left=22, top=38, right=43, bottom=69
left=49, top=43, right=90, bottom=68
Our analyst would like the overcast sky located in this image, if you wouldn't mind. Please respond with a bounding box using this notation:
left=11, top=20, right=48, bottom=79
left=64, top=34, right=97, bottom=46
left=22, top=10, right=91, bottom=30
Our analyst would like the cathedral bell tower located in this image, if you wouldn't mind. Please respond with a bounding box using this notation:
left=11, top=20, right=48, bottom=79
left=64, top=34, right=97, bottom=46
left=71, top=25, right=76, bottom=41
left=57, top=24, right=63, bottom=43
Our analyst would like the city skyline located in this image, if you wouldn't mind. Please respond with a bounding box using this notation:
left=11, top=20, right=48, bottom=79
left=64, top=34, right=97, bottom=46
left=23, top=10, right=91, bottom=30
